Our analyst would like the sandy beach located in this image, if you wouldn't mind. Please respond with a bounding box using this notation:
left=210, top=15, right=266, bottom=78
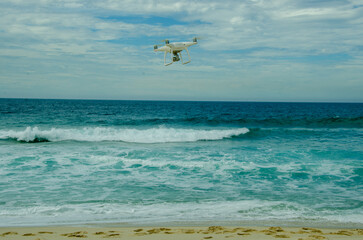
left=1, top=225, right=362, bottom=240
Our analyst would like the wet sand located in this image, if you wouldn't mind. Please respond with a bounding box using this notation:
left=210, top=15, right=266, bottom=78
left=1, top=226, right=362, bottom=240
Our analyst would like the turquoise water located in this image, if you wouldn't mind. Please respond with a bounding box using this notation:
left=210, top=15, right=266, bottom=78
left=0, top=99, right=362, bottom=227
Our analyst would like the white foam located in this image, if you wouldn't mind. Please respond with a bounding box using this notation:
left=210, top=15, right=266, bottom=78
left=1, top=200, right=362, bottom=227
left=0, top=126, right=249, bottom=143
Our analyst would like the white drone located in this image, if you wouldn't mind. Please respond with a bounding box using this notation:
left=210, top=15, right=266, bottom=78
left=154, top=37, right=199, bottom=66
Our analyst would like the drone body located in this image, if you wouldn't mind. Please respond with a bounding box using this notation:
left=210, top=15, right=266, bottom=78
left=154, top=37, right=198, bottom=66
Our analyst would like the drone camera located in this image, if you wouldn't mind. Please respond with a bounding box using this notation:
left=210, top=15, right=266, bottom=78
left=193, top=37, right=197, bottom=43
left=154, top=45, right=158, bottom=50
left=172, top=52, right=180, bottom=62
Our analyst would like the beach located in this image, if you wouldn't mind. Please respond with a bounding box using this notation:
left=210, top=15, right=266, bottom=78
left=1, top=225, right=363, bottom=240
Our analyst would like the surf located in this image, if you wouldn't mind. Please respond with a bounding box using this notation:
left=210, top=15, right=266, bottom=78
left=0, top=126, right=249, bottom=143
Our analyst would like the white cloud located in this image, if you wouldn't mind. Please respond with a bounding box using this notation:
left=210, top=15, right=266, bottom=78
left=93, top=0, right=216, bottom=15
left=2, top=0, right=361, bottom=53
left=0, top=0, right=362, bottom=101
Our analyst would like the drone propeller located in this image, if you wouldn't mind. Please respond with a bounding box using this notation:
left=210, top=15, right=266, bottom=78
left=154, top=44, right=163, bottom=50
left=192, top=36, right=204, bottom=43
left=160, top=39, right=170, bottom=44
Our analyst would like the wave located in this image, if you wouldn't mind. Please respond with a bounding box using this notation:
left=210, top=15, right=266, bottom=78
left=0, top=127, right=249, bottom=143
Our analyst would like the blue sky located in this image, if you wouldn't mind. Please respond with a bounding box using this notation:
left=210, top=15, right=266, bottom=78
left=0, top=0, right=362, bottom=102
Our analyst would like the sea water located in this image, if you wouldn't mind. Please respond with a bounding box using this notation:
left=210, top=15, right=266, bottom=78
left=0, top=99, right=362, bottom=227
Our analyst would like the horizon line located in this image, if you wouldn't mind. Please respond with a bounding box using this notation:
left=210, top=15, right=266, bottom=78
left=0, top=97, right=362, bottom=104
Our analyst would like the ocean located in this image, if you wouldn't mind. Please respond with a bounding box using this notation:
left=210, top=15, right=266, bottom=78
left=0, top=99, right=362, bottom=227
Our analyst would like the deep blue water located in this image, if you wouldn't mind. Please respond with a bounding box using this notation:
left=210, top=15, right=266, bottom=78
left=0, top=99, right=362, bottom=227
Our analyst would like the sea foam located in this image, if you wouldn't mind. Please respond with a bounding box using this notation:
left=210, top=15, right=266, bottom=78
left=1, top=200, right=362, bottom=227
left=0, top=126, right=249, bottom=143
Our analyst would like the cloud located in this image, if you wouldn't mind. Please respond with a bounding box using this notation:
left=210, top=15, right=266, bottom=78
left=93, top=0, right=216, bottom=15
left=0, top=0, right=362, bottom=101
left=2, top=1, right=361, bottom=53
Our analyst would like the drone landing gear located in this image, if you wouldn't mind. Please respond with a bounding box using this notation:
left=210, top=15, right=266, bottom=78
left=164, top=52, right=173, bottom=66
left=181, top=48, right=191, bottom=65
left=163, top=48, right=191, bottom=66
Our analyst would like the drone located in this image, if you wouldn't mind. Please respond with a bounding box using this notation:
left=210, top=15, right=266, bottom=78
left=154, top=37, right=199, bottom=66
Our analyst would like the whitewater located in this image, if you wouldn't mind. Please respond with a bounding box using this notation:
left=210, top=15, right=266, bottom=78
left=0, top=99, right=362, bottom=227
left=0, top=126, right=249, bottom=143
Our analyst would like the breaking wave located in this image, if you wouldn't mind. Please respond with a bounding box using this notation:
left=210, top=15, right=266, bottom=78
left=0, top=127, right=249, bottom=143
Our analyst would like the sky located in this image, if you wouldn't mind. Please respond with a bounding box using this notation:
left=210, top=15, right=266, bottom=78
left=0, top=0, right=362, bottom=102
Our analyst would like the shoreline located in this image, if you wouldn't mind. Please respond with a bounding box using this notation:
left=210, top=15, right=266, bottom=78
left=2, top=219, right=363, bottom=229
left=1, top=225, right=362, bottom=240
